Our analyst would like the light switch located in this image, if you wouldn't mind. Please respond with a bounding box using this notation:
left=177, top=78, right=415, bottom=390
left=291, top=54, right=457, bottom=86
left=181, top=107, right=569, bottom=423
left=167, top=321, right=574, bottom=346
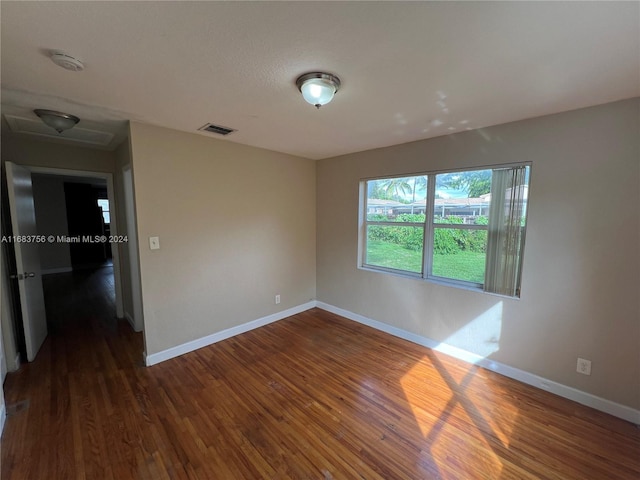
left=149, top=236, right=160, bottom=250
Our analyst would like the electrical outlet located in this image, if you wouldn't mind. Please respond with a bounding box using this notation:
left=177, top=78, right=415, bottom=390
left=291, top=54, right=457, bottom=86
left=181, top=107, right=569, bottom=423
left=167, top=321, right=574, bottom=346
left=577, top=358, right=591, bottom=375
left=275, top=294, right=280, bottom=305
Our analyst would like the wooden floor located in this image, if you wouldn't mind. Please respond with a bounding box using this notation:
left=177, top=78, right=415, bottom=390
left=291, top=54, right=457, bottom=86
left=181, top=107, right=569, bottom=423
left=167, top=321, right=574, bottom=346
left=2, top=268, right=639, bottom=479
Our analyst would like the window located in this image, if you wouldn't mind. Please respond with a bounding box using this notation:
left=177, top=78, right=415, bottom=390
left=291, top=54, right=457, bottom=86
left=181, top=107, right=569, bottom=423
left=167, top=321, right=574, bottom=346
left=361, top=165, right=530, bottom=297
left=97, top=198, right=110, bottom=224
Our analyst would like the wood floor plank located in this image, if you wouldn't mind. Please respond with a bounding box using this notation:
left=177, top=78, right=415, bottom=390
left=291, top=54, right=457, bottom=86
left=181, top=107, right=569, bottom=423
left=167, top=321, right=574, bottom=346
left=2, top=266, right=639, bottom=479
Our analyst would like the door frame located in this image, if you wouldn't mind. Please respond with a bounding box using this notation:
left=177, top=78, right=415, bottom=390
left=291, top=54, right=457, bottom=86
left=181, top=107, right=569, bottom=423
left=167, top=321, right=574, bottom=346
left=27, top=166, right=124, bottom=318
left=122, top=165, right=144, bottom=333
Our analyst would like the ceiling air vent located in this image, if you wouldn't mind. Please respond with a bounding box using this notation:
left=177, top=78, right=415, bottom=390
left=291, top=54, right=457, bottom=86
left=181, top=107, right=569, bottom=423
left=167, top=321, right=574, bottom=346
left=198, top=123, right=236, bottom=136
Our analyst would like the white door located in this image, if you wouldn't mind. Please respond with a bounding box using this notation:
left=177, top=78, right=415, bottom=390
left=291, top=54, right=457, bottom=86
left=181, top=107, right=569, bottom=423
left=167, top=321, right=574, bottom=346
left=5, top=162, right=47, bottom=361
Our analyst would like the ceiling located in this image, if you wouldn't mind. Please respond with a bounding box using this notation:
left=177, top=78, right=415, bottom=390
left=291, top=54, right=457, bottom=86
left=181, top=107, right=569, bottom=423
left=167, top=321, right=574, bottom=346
left=1, top=2, right=638, bottom=159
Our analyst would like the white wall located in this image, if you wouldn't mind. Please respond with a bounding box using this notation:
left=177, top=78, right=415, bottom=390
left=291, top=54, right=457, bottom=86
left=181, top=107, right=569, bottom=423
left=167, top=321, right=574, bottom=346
left=31, top=175, right=72, bottom=273
left=129, top=122, right=316, bottom=356
left=316, top=98, right=640, bottom=411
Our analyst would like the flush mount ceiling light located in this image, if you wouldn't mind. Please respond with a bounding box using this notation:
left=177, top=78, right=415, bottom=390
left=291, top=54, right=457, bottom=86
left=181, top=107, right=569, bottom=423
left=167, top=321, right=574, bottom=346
left=34, top=109, right=80, bottom=133
left=296, top=72, right=341, bottom=109
left=50, top=52, right=84, bottom=72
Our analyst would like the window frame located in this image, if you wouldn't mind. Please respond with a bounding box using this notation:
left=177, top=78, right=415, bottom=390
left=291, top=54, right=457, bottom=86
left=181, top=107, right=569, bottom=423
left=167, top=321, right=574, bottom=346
left=359, top=163, right=531, bottom=296
left=97, top=198, right=110, bottom=225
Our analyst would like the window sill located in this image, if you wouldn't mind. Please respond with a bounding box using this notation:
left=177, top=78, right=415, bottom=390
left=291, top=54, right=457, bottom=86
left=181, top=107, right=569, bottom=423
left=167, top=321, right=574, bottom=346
left=358, top=265, right=521, bottom=300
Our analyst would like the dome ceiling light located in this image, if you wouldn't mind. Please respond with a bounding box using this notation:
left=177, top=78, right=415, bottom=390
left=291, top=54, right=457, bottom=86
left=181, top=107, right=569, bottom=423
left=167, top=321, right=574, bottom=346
left=296, top=72, right=341, bottom=109
left=34, top=109, right=80, bottom=133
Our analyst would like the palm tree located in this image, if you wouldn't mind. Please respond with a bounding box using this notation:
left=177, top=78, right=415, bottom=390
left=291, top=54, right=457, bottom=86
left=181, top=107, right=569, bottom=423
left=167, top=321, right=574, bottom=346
left=381, top=177, right=412, bottom=201
left=410, top=176, right=427, bottom=213
left=440, top=170, right=491, bottom=198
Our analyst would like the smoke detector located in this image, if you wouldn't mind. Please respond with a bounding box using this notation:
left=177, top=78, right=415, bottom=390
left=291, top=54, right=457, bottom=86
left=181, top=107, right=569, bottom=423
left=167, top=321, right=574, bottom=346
left=50, top=52, right=84, bottom=72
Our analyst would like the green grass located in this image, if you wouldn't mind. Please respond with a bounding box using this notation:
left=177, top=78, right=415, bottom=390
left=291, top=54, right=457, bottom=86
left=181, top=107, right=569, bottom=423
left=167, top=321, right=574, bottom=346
left=432, top=250, right=486, bottom=283
left=366, top=240, right=423, bottom=273
left=366, top=240, right=486, bottom=283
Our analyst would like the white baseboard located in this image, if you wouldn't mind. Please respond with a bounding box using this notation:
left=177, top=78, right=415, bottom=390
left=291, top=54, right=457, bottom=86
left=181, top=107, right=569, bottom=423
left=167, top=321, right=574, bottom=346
left=10, top=354, right=20, bottom=373
left=0, top=403, right=6, bottom=438
left=123, top=312, right=137, bottom=332
left=145, top=301, right=316, bottom=367
left=141, top=299, right=639, bottom=424
left=316, top=301, right=640, bottom=425
left=41, top=267, right=73, bottom=275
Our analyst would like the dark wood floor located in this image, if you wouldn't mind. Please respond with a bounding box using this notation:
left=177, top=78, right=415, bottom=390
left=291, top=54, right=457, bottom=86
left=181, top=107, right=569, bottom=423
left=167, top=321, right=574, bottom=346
left=2, top=268, right=639, bottom=479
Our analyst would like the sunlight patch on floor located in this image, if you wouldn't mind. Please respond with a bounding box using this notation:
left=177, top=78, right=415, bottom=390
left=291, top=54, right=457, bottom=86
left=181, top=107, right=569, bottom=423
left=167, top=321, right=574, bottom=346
left=400, top=361, right=511, bottom=477
left=398, top=302, right=524, bottom=477
left=400, top=362, right=450, bottom=437
left=428, top=403, right=504, bottom=479
left=466, top=375, right=520, bottom=448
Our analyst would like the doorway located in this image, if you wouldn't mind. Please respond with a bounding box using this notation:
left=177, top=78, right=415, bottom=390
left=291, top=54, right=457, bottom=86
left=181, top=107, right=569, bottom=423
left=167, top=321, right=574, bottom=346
left=33, top=173, right=117, bottom=339
left=3, top=164, right=126, bottom=364
left=28, top=166, right=124, bottom=317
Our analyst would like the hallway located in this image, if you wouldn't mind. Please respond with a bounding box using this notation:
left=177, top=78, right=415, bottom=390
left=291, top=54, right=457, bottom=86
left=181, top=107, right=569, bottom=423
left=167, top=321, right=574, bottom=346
left=1, top=265, right=143, bottom=479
